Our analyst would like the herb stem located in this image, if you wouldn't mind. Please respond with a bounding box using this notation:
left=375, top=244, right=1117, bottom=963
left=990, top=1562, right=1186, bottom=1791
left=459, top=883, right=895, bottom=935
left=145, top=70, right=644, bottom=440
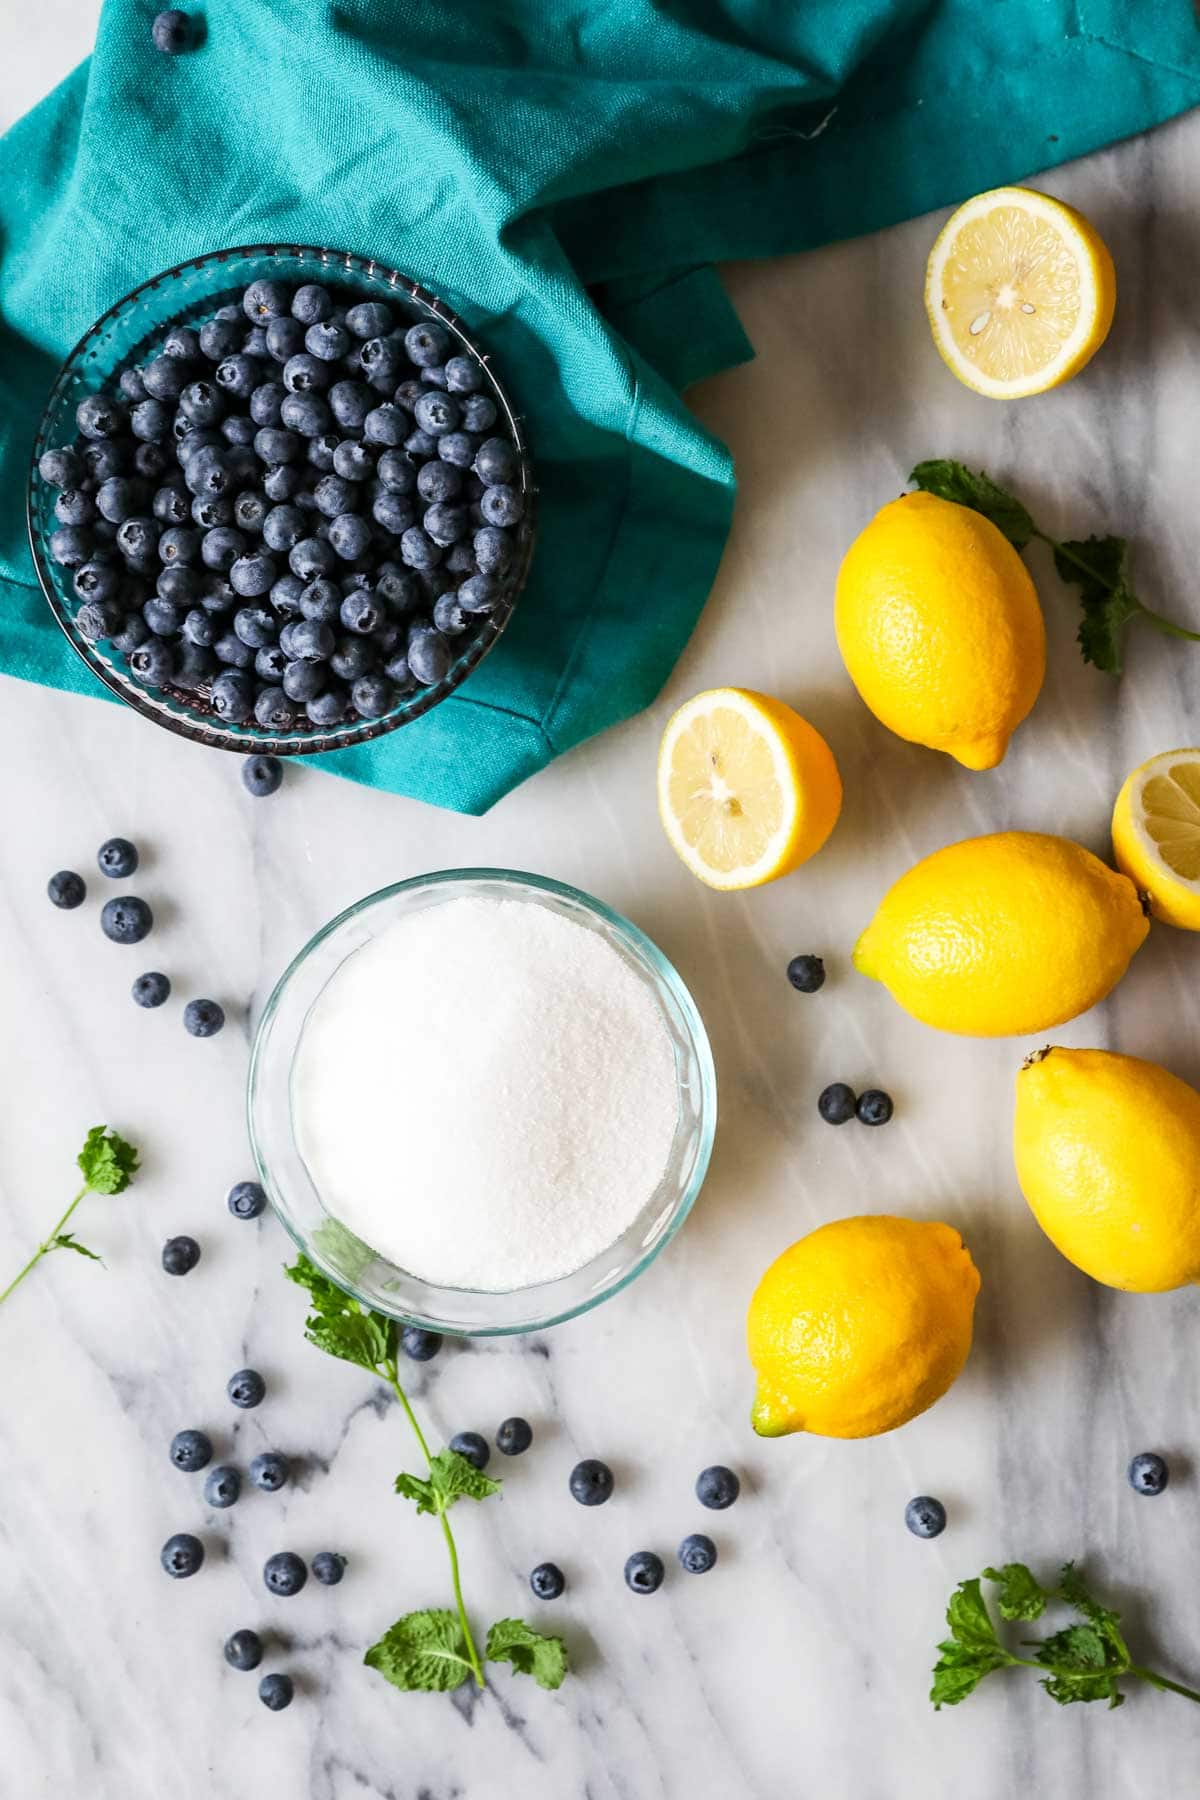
left=383, top=1357, right=485, bottom=1688
left=1129, top=1667, right=1200, bottom=1704
left=0, top=1183, right=86, bottom=1307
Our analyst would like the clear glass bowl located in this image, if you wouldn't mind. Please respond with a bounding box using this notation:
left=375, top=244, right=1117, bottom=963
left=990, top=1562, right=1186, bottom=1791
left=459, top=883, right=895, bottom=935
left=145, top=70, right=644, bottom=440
left=27, top=244, right=535, bottom=757
left=248, top=869, right=716, bottom=1335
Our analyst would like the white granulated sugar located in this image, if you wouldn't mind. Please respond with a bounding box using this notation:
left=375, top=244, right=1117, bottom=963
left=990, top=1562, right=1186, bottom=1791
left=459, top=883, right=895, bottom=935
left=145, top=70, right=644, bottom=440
left=293, top=895, right=679, bottom=1290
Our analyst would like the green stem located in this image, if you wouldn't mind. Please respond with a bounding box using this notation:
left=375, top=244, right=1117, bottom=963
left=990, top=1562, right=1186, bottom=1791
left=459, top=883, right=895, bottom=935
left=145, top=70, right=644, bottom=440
left=383, top=1357, right=485, bottom=1689
left=0, top=1184, right=86, bottom=1307
left=1129, top=1666, right=1200, bottom=1704
left=1137, top=608, right=1200, bottom=643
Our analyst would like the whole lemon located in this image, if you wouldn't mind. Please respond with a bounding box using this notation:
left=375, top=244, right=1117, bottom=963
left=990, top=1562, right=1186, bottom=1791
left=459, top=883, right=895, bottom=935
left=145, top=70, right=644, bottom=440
left=835, top=491, right=1045, bottom=770
left=1014, top=1047, right=1200, bottom=1292
left=747, top=1215, right=980, bottom=1439
left=854, top=830, right=1148, bottom=1036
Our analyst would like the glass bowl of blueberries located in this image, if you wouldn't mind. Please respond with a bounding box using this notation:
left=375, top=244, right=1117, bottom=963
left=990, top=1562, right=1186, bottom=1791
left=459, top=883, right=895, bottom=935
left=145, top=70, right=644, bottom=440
left=27, top=245, right=535, bottom=753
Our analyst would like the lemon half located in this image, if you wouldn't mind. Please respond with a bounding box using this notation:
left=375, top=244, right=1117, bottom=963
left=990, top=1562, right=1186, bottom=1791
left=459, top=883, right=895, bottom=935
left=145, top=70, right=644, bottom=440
left=657, top=688, right=842, bottom=890
left=1112, top=748, right=1200, bottom=929
left=925, top=186, right=1116, bottom=399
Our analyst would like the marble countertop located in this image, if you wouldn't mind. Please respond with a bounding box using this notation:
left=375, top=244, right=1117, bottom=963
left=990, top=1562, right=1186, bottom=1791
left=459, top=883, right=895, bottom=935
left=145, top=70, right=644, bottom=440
left=5, top=17, right=1200, bottom=1800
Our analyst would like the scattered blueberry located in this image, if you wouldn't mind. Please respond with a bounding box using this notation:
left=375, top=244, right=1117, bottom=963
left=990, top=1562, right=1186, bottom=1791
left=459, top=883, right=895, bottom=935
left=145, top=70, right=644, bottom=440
left=48, top=870, right=86, bottom=910
left=228, top=1368, right=266, bottom=1409
left=569, top=1459, right=614, bottom=1506
left=263, top=1552, right=307, bottom=1597
left=249, top=1451, right=290, bottom=1493
left=170, top=1429, right=213, bottom=1473
left=624, top=1551, right=664, bottom=1595
left=311, top=1552, right=347, bottom=1586
left=1128, top=1453, right=1169, bottom=1496
left=97, top=837, right=139, bottom=879
left=227, top=1179, right=267, bottom=1221
left=100, top=895, right=153, bottom=945
left=496, top=1417, right=533, bottom=1457
left=904, top=1496, right=947, bottom=1538
left=449, top=1431, right=490, bottom=1472
left=678, top=1533, right=717, bottom=1574
left=695, top=1465, right=740, bottom=1511
left=856, top=1089, right=894, bottom=1127
left=224, top=1628, right=262, bottom=1671
left=151, top=10, right=190, bottom=53
left=242, top=754, right=283, bottom=797
left=184, top=998, right=225, bottom=1038
left=818, top=1082, right=858, bottom=1126
left=787, top=954, right=826, bottom=993
left=530, top=1562, right=565, bottom=1600
left=205, top=1465, right=241, bottom=1509
left=400, top=1325, right=442, bottom=1361
left=132, top=971, right=170, bottom=1008
left=258, top=1672, right=294, bottom=1710
left=162, top=1235, right=201, bottom=1276
left=161, top=1533, right=204, bottom=1578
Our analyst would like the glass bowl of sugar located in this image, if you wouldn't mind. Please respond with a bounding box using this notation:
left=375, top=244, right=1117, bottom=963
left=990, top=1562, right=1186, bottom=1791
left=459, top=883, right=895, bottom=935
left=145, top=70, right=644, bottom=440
left=249, top=868, right=716, bottom=1335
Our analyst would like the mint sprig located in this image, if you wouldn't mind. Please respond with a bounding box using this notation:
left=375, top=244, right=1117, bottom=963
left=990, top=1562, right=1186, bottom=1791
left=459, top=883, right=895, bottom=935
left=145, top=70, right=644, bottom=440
left=910, top=459, right=1200, bottom=675
left=285, top=1254, right=566, bottom=1695
left=0, top=1126, right=139, bottom=1308
left=932, top=1563, right=1200, bottom=1710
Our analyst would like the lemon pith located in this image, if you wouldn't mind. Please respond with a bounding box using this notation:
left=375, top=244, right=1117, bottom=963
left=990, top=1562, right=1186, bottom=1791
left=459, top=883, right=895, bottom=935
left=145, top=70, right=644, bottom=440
left=925, top=186, right=1116, bottom=398
left=1014, top=1047, right=1200, bottom=1292
left=1112, top=748, right=1200, bottom=929
left=657, top=688, right=842, bottom=890
left=854, top=830, right=1148, bottom=1036
left=747, top=1215, right=980, bottom=1439
left=835, top=491, right=1045, bottom=769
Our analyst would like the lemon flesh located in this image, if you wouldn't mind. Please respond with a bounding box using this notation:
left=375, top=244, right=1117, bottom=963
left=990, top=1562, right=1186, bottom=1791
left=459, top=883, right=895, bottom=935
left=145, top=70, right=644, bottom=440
left=854, top=830, right=1148, bottom=1037
left=747, top=1215, right=980, bottom=1439
left=925, top=186, right=1116, bottom=399
left=657, top=688, right=842, bottom=890
left=1112, top=748, right=1200, bottom=929
left=835, top=491, right=1045, bottom=769
left=1015, top=1047, right=1200, bottom=1292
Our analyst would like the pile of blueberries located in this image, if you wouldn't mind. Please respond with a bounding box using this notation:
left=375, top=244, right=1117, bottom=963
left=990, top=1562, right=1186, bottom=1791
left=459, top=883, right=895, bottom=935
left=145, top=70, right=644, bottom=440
left=38, top=276, right=528, bottom=732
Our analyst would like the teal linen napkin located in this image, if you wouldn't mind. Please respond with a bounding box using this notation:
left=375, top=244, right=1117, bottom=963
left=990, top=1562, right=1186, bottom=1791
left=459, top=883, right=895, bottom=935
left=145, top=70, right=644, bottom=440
left=2, top=0, right=1199, bottom=813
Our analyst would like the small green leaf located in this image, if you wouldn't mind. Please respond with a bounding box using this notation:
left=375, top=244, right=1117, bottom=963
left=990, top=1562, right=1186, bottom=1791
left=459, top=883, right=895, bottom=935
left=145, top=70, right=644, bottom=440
left=983, top=1562, right=1049, bottom=1622
left=429, top=1449, right=502, bottom=1510
left=1040, top=1667, right=1125, bottom=1708
left=946, top=1578, right=1002, bottom=1650
left=1036, top=1624, right=1108, bottom=1672
left=1052, top=535, right=1140, bottom=675
left=909, top=460, right=1037, bottom=550
left=931, top=1644, right=1008, bottom=1710
left=486, top=1618, right=568, bottom=1691
left=48, top=1233, right=102, bottom=1264
left=394, top=1470, right=438, bottom=1516
left=77, top=1127, right=139, bottom=1196
left=364, top=1609, right=475, bottom=1692
left=284, top=1254, right=397, bottom=1371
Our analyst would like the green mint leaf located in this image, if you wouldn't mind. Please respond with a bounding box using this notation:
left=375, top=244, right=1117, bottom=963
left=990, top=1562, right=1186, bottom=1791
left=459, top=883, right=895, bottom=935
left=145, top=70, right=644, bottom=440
left=77, top=1126, right=140, bottom=1196
left=48, top=1233, right=102, bottom=1264
left=1039, top=1664, right=1125, bottom=1707
left=1057, top=1562, right=1130, bottom=1663
left=945, top=1578, right=1002, bottom=1651
left=909, top=460, right=1037, bottom=550
left=284, top=1254, right=397, bottom=1370
left=931, top=1640, right=1009, bottom=1709
left=364, top=1608, right=474, bottom=1692
left=485, top=1618, right=568, bottom=1691
left=983, top=1562, right=1049, bottom=1622
left=394, top=1470, right=438, bottom=1516
left=1035, top=1624, right=1108, bottom=1673
left=429, top=1449, right=502, bottom=1510
left=1051, top=535, right=1140, bottom=674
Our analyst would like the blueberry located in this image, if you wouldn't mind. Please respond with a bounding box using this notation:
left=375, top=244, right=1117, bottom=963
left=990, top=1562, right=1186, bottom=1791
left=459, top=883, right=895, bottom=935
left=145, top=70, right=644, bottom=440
left=39, top=446, right=83, bottom=488
left=260, top=314, right=303, bottom=363
left=443, top=355, right=482, bottom=394
left=250, top=1451, right=290, bottom=1493
left=695, top=1465, right=740, bottom=1510
left=306, top=432, right=340, bottom=473
left=404, top=321, right=450, bottom=367
left=289, top=536, right=337, bottom=581
left=496, top=1417, right=533, bottom=1457
left=95, top=476, right=140, bottom=524
left=132, top=971, right=170, bottom=1009
left=416, top=460, right=461, bottom=504
left=179, top=380, right=224, bottom=428
left=100, top=895, right=152, bottom=945
left=529, top=1562, right=565, bottom=1600
left=458, top=573, right=499, bottom=615
left=420, top=363, right=449, bottom=389
left=818, top=1082, right=857, bottom=1125
left=51, top=489, right=94, bottom=530
left=675, top=1533, right=717, bottom=1574
left=170, top=1429, right=213, bottom=1473
left=372, top=492, right=416, bottom=536
left=461, top=393, right=497, bottom=433
left=376, top=448, right=417, bottom=494
left=407, top=623, right=452, bottom=686
left=223, top=1627, right=262, bottom=1669
left=231, top=605, right=276, bottom=647
left=300, top=576, right=342, bottom=623
left=77, top=393, right=126, bottom=440
left=569, top=1459, right=613, bottom=1506
left=377, top=566, right=419, bottom=612
left=787, top=954, right=826, bottom=994
left=262, top=505, right=305, bottom=554
left=258, top=1673, right=294, bottom=1710
left=432, top=593, right=467, bottom=637
left=400, top=1325, right=442, bottom=1362
left=151, top=8, right=191, bottom=52
left=473, top=525, right=513, bottom=574
left=449, top=1431, right=490, bottom=1472
left=280, top=392, right=331, bottom=438
left=82, top=439, right=128, bottom=481
left=243, top=280, right=291, bottom=322
left=330, top=440, right=373, bottom=484
left=222, top=413, right=258, bottom=447
left=224, top=1183, right=266, bottom=1227
left=233, top=490, right=268, bottom=535
left=329, top=380, right=374, bottom=430
left=120, top=367, right=149, bottom=402
left=161, top=1533, right=204, bottom=1578
left=250, top=381, right=287, bottom=427
left=331, top=636, right=377, bottom=682
left=73, top=560, right=119, bottom=603
left=48, top=870, right=86, bottom=910
left=413, top=391, right=460, bottom=436
left=311, top=1551, right=347, bottom=1586
left=97, top=837, right=138, bottom=880
left=1129, top=1452, right=1169, bottom=1496
left=262, top=462, right=304, bottom=502
left=290, top=618, right=335, bottom=662
left=184, top=998, right=225, bottom=1038
left=228, top=555, right=277, bottom=600
left=130, top=639, right=175, bottom=686
left=856, top=1090, right=894, bottom=1126
left=254, top=427, right=302, bottom=466
left=228, top=1367, right=266, bottom=1409
left=194, top=492, right=235, bottom=528
left=404, top=428, right=438, bottom=458
left=306, top=685, right=349, bottom=727
left=905, top=1496, right=947, bottom=1538
left=162, top=1234, right=201, bottom=1276
left=399, top=526, right=441, bottom=571
left=283, top=659, right=325, bottom=703
left=76, top=600, right=126, bottom=643
left=359, top=338, right=406, bottom=385
left=263, top=1552, right=307, bottom=1597
left=243, top=753, right=284, bottom=795
left=363, top=404, right=407, bottom=447
left=624, top=1551, right=664, bottom=1595
left=350, top=674, right=392, bottom=719
left=435, top=432, right=475, bottom=472
left=292, top=284, right=334, bottom=325
left=346, top=301, right=392, bottom=339
left=173, top=643, right=218, bottom=692
left=143, top=595, right=182, bottom=637
left=340, top=590, right=383, bottom=635
left=423, top=503, right=468, bottom=548
left=112, top=615, right=151, bottom=657
left=305, top=319, right=351, bottom=361
left=283, top=352, right=331, bottom=395
left=480, top=484, right=523, bottom=528
left=210, top=669, right=255, bottom=722
left=117, top=518, right=161, bottom=564
left=49, top=526, right=92, bottom=568
left=131, top=397, right=172, bottom=443
left=200, top=317, right=244, bottom=362
left=181, top=607, right=215, bottom=647
left=215, top=354, right=263, bottom=401
left=474, top=437, right=518, bottom=486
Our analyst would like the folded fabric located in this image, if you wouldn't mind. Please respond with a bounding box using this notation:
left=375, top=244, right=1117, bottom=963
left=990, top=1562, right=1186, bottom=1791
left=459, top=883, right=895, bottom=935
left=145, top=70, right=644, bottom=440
left=2, top=0, right=1198, bottom=812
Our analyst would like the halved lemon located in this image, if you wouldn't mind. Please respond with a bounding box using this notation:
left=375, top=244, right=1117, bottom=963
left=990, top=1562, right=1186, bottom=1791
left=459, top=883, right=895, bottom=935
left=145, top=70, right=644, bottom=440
left=1112, top=748, right=1200, bottom=929
left=657, top=688, right=842, bottom=890
left=925, top=186, right=1116, bottom=399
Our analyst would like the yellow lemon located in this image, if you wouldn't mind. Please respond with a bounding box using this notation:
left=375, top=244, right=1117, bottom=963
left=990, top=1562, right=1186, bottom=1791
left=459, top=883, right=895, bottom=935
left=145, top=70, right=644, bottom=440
left=835, top=492, right=1045, bottom=771
left=747, top=1215, right=980, bottom=1439
left=1112, top=748, right=1200, bottom=930
left=657, top=687, right=842, bottom=890
left=854, top=831, right=1148, bottom=1036
left=925, top=186, right=1116, bottom=398
left=1014, top=1047, right=1200, bottom=1292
